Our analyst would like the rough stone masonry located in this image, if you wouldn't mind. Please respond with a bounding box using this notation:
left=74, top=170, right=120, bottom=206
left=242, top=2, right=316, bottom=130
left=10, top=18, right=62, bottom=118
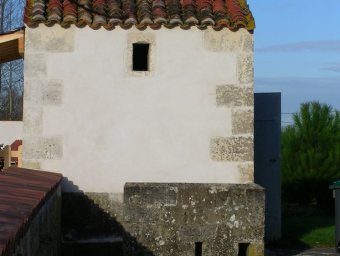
left=63, top=183, right=265, bottom=256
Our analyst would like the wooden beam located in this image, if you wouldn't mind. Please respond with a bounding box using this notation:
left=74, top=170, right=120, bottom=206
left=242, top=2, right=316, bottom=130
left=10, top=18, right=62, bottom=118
left=18, top=35, right=25, bottom=59
left=3, top=145, right=11, bottom=169
left=0, top=31, right=24, bottom=44
left=0, top=31, right=25, bottom=63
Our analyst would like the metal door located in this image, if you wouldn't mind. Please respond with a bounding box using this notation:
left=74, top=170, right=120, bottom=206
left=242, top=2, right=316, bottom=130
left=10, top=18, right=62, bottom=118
left=254, top=93, right=281, bottom=241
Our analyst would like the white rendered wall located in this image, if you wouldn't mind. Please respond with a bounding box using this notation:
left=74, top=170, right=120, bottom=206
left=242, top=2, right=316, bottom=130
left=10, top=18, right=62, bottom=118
left=0, top=121, right=23, bottom=145
left=23, top=25, right=254, bottom=193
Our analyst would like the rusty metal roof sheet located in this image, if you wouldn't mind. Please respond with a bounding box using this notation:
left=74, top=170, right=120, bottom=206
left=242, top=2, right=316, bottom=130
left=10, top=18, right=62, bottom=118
left=24, top=0, right=255, bottom=31
left=0, top=167, right=62, bottom=256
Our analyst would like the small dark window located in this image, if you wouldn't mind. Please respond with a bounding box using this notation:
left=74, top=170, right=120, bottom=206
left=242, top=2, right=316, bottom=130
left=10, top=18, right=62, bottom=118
left=238, top=243, right=250, bottom=256
left=133, top=43, right=149, bottom=71
left=195, top=242, right=203, bottom=256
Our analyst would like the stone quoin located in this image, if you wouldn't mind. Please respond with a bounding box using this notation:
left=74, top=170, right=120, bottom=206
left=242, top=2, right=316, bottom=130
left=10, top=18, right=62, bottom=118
left=20, top=0, right=264, bottom=255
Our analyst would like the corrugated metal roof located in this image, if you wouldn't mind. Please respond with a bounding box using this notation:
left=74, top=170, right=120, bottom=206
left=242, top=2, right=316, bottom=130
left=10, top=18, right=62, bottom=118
left=0, top=167, right=62, bottom=256
left=24, top=0, right=255, bottom=31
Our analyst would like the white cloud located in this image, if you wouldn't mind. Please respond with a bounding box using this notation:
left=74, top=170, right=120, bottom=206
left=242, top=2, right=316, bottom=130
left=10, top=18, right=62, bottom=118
left=321, top=65, right=340, bottom=73
left=254, top=76, right=340, bottom=119
left=256, top=40, right=340, bottom=53
left=255, top=76, right=340, bottom=90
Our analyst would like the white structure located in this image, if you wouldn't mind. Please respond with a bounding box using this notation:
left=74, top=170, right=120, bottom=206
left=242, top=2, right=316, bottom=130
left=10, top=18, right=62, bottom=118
left=0, top=121, right=23, bottom=145
left=22, top=0, right=255, bottom=194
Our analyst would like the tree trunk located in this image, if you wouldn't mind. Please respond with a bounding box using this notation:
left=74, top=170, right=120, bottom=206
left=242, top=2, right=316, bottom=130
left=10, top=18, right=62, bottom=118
left=0, top=0, right=24, bottom=120
left=8, top=62, right=12, bottom=120
left=0, top=0, right=4, bottom=94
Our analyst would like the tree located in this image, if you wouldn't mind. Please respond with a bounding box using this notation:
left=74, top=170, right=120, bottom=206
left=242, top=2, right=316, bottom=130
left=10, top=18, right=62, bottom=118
left=0, top=0, right=25, bottom=120
left=281, top=101, right=340, bottom=211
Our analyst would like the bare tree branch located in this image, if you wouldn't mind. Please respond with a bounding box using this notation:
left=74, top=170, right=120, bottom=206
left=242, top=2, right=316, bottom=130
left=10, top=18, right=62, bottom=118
left=0, top=0, right=25, bottom=120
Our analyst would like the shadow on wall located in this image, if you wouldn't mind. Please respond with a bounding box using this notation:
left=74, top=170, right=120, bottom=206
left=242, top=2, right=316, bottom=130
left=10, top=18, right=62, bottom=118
left=61, top=178, right=265, bottom=256
left=61, top=178, right=155, bottom=256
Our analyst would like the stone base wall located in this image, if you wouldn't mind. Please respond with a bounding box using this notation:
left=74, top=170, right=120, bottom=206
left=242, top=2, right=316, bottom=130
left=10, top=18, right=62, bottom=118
left=63, top=183, right=265, bottom=256
left=13, top=186, right=62, bottom=256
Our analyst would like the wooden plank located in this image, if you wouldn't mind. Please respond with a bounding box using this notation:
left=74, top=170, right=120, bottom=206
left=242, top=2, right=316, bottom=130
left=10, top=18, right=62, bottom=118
left=0, top=31, right=24, bottom=44
left=4, top=146, right=11, bottom=169
left=18, top=36, right=25, bottom=59
left=0, top=31, right=24, bottom=63
left=17, top=145, right=22, bottom=167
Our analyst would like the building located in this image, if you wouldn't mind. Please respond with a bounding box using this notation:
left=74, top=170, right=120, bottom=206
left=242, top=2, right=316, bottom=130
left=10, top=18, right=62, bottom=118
left=19, top=0, right=265, bottom=255
left=23, top=0, right=255, bottom=194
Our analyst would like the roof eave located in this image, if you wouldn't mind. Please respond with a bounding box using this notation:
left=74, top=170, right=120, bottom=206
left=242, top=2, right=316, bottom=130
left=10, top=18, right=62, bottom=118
left=0, top=30, right=25, bottom=64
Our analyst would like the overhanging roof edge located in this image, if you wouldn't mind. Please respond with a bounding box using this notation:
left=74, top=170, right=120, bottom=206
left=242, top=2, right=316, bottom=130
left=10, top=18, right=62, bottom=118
left=0, top=29, right=25, bottom=64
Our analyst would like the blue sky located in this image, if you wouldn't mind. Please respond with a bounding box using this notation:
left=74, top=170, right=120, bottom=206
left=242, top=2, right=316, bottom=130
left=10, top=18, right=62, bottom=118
left=247, top=0, right=340, bottom=125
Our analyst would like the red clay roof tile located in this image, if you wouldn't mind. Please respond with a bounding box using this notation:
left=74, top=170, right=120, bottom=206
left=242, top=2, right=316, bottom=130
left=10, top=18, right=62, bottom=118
left=0, top=167, right=62, bottom=256
left=10, top=140, right=22, bottom=151
left=10, top=157, right=18, bottom=162
left=24, top=0, right=255, bottom=31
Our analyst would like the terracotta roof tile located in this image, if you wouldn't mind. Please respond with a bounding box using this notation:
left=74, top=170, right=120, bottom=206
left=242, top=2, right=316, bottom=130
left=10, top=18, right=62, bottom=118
left=0, top=167, right=62, bottom=256
left=10, top=157, right=18, bottom=162
left=24, top=0, right=255, bottom=30
left=10, top=140, right=22, bottom=151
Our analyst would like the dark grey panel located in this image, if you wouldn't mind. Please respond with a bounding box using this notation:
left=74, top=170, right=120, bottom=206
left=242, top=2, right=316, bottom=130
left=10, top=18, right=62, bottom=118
left=254, top=93, right=281, bottom=241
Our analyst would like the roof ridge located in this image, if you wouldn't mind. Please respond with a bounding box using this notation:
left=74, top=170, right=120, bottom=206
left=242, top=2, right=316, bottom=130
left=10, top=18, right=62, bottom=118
left=23, top=0, right=255, bottom=31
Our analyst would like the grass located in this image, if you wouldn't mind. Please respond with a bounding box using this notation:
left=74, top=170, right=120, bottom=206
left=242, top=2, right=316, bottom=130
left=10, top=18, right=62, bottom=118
left=271, top=216, right=335, bottom=248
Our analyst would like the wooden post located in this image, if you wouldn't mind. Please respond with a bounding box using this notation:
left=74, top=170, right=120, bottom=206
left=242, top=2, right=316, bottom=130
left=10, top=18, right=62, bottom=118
left=18, top=35, right=25, bottom=59
left=17, top=145, right=22, bottom=167
left=0, top=149, right=3, bottom=170
left=4, top=145, right=11, bottom=169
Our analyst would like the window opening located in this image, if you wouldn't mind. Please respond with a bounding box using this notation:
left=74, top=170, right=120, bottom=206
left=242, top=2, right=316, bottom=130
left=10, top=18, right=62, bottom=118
left=238, top=243, right=250, bottom=256
left=195, top=242, right=203, bottom=256
left=133, top=43, right=149, bottom=71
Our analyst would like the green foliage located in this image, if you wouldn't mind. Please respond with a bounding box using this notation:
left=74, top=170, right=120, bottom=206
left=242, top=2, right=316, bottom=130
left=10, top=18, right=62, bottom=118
left=282, top=101, right=340, bottom=211
left=282, top=203, right=330, bottom=217
left=275, top=216, right=335, bottom=248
